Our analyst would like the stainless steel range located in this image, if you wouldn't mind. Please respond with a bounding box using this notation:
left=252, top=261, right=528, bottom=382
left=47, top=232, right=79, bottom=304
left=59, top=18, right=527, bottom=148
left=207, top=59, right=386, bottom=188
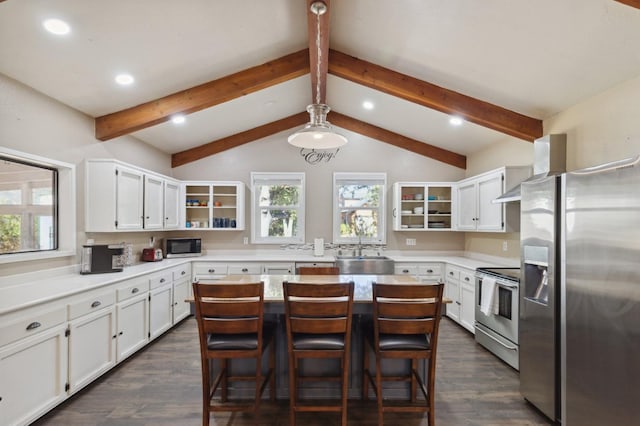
left=474, top=267, right=520, bottom=370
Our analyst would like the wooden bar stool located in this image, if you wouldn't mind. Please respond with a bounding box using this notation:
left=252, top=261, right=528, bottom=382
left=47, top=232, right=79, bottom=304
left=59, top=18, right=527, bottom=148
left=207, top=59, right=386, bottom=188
left=192, top=281, right=276, bottom=426
left=283, top=280, right=355, bottom=426
left=362, top=282, right=445, bottom=426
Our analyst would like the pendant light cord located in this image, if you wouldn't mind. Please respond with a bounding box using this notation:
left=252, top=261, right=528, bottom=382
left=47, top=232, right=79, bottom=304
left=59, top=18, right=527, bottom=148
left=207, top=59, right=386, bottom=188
left=315, top=4, right=322, bottom=105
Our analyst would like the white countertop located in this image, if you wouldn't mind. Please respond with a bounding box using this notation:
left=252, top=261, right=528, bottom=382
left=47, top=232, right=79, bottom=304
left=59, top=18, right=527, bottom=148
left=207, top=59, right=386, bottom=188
left=0, top=251, right=515, bottom=316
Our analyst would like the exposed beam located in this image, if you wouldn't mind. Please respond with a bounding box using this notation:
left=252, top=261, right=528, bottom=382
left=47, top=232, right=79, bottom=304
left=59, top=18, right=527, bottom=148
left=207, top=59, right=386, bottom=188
left=615, top=0, right=640, bottom=8
left=330, top=112, right=467, bottom=169
left=95, top=50, right=310, bottom=141
left=328, top=49, right=542, bottom=142
left=307, top=0, right=331, bottom=104
left=171, top=112, right=309, bottom=167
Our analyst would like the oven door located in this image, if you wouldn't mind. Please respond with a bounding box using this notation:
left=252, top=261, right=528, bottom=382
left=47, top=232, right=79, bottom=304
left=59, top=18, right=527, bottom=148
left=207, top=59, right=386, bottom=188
left=475, top=275, right=519, bottom=343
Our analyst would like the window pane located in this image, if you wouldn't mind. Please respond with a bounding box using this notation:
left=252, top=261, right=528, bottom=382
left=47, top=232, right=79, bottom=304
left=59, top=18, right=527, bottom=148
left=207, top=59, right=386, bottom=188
left=338, top=184, right=381, bottom=208
left=259, top=209, right=299, bottom=238
left=0, top=157, right=57, bottom=255
left=258, top=184, right=300, bottom=207
left=338, top=209, right=379, bottom=238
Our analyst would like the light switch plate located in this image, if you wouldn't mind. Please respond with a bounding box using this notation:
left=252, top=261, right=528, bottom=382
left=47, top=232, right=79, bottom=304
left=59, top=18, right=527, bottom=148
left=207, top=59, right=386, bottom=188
left=406, top=238, right=416, bottom=246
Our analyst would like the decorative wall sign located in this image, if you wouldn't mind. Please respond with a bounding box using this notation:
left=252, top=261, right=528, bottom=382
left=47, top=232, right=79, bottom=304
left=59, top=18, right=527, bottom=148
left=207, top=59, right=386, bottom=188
left=300, top=148, right=339, bottom=165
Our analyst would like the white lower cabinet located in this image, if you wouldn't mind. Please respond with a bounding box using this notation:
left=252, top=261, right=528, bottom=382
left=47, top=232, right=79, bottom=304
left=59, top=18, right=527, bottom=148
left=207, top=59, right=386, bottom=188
left=116, top=293, right=149, bottom=362
left=67, top=305, right=117, bottom=394
left=149, top=281, right=173, bottom=340
left=172, top=278, right=191, bottom=323
left=444, top=265, right=476, bottom=333
left=0, top=324, right=68, bottom=426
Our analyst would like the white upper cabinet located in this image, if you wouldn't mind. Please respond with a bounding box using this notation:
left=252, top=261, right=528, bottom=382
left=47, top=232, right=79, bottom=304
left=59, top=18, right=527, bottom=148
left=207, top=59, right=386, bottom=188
left=392, top=182, right=454, bottom=231
left=85, top=159, right=181, bottom=232
left=455, top=166, right=531, bottom=232
left=183, top=181, right=245, bottom=230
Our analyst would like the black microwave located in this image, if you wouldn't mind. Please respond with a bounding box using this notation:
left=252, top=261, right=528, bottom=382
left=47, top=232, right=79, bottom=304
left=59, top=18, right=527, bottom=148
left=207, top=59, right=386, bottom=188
left=164, top=238, right=202, bottom=258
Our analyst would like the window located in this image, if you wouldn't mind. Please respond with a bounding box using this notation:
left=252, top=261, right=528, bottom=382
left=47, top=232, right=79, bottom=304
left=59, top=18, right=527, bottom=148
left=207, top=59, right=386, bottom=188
left=251, top=172, right=305, bottom=244
left=333, top=172, right=386, bottom=244
left=0, top=147, right=75, bottom=264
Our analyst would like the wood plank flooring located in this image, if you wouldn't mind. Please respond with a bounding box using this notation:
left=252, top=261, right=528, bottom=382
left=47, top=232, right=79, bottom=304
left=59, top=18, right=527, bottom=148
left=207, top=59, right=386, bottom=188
left=32, top=317, right=553, bottom=425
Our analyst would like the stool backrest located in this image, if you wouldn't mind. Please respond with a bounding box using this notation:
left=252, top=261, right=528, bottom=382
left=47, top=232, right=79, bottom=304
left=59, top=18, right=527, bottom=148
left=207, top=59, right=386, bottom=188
left=372, top=283, right=444, bottom=344
left=283, top=281, right=354, bottom=335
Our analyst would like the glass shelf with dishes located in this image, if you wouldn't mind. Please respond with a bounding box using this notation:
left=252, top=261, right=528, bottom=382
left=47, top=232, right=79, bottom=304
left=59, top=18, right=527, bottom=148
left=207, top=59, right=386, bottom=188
left=393, top=182, right=454, bottom=231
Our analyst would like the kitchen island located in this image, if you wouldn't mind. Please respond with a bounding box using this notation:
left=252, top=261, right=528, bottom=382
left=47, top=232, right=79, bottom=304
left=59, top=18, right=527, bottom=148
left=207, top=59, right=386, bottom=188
left=192, top=274, right=448, bottom=400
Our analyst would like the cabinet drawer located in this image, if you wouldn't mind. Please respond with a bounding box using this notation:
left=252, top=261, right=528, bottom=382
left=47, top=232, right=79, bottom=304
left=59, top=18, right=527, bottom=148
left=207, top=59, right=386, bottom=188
left=418, top=263, right=442, bottom=277
left=228, top=264, right=262, bottom=275
left=460, top=270, right=475, bottom=286
left=193, top=263, right=228, bottom=277
left=68, top=290, right=115, bottom=320
left=149, top=272, right=172, bottom=290
left=172, top=264, right=191, bottom=281
left=445, top=267, right=460, bottom=280
left=394, top=265, right=418, bottom=275
left=116, top=279, right=150, bottom=302
left=0, top=306, right=67, bottom=347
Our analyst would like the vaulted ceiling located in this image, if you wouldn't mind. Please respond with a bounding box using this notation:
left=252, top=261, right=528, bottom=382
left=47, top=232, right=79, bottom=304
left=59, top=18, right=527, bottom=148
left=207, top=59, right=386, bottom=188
left=1, top=0, right=639, bottom=169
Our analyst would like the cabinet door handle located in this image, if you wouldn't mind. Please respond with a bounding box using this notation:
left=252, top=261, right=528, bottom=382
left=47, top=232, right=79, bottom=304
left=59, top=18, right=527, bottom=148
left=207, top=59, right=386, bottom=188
left=119, top=331, right=123, bottom=336
left=427, top=269, right=433, bottom=273
left=131, top=287, right=139, bottom=294
left=91, top=301, right=101, bottom=308
left=160, top=278, right=166, bottom=283
left=449, top=271, right=454, bottom=275
left=392, top=208, right=397, bottom=218
left=456, top=301, right=461, bottom=305
left=241, top=268, right=248, bottom=272
left=465, top=277, right=470, bottom=281
left=402, top=269, right=409, bottom=273
left=26, top=321, right=42, bottom=331
left=181, top=271, right=186, bottom=275
left=208, top=269, right=216, bottom=273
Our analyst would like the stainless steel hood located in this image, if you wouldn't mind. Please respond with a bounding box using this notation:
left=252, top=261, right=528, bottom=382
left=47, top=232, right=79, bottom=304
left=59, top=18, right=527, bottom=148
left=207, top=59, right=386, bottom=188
left=493, top=134, right=567, bottom=203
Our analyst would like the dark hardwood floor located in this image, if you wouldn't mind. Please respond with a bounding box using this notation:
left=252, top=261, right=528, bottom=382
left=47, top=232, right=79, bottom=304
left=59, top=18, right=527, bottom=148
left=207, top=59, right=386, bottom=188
left=32, top=317, right=552, bottom=425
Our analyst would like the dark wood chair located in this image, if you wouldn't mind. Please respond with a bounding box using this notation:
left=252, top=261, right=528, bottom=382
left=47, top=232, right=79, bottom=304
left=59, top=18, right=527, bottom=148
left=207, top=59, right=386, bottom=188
left=362, top=282, right=445, bottom=426
left=297, top=266, right=340, bottom=275
left=283, top=280, right=355, bottom=426
left=192, top=281, right=276, bottom=426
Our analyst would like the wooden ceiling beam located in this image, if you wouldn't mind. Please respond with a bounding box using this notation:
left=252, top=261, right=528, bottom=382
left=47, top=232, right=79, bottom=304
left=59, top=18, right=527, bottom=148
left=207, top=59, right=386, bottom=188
left=614, top=0, right=640, bottom=9
left=307, top=0, right=331, bottom=104
left=171, top=112, right=309, bottom=167
left=330, top=112, right=466, bottom=169
left=95, top=50, right=310, bottom=141
left=328, top=49, right=543, bottom=142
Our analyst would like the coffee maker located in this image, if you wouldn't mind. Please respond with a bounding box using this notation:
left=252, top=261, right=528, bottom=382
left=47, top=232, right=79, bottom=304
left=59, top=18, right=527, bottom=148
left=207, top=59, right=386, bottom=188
left=80, top=244, right=125, bottom=274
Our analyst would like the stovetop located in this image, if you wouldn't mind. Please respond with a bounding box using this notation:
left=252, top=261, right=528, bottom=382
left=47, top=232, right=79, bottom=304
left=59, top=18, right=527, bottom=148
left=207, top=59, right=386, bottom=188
left=476, top=267, right=520, bottom=282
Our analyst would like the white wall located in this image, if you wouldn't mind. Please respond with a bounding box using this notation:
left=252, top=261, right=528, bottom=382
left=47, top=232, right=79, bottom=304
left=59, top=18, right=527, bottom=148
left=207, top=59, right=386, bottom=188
left=173, top=128, right=467, bottom=252
left=0, top=73, right=171, bottom=276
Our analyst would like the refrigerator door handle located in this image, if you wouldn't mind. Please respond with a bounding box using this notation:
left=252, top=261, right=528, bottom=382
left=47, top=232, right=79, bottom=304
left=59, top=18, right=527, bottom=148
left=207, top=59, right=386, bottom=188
left=475, top=325, right=518, bottom=351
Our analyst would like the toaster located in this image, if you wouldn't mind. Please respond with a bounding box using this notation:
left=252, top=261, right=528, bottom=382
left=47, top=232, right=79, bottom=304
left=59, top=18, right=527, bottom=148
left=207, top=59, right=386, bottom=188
left=141, top=248, right=163, bottom=262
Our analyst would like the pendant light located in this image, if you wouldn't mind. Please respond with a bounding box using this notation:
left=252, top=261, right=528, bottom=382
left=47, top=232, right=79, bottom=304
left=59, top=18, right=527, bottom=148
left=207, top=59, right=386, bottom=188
left=288, top=1, right=347, bottom=149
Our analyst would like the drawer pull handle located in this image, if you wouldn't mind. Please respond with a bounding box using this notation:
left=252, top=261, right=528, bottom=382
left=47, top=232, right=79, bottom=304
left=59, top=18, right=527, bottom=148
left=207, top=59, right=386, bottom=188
left=427, top=269, right=433, bottom=273
left=91, top=301, right=101, bottom=308
left=160, top=278, right=166, bottom=283
left=181, top=271, right=186, bottom=275
left=465, top=277, right=470, bottom=281
left=26, top=321, right=42, bottom=331
left=402, top=269, right=409, bottom=273
left=208, top=269, right=216, bottom=273
left=131, top=288, right=139, bottom=294
left=242, top=268, right=248, bottom=272
left=449, top=271, right=453, bottom=275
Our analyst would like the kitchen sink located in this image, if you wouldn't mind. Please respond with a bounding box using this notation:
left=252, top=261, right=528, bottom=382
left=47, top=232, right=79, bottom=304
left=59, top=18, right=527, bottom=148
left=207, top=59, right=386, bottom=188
left=335, top=255, right=395, bottom=275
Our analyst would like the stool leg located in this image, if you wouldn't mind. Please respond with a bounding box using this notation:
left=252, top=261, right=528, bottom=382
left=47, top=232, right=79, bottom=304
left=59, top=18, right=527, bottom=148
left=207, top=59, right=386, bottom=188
left=375, top=355, right=384, bottom=426
left=255, top=354, right=262, bottom=414
left=411, top=358, right=417, bottom=402
left=289, top=357, right=297, bottom=426
left=362, top=338, right=369, bottom=400
left=202, top=357, right=211, bottom=426
left=427, top=357, right=435, bottom=426
left=270, top=339, right=276, bottom=401
left=221, top=359, right=228, bottom=402
left=341, top=356, right=348, bottom=426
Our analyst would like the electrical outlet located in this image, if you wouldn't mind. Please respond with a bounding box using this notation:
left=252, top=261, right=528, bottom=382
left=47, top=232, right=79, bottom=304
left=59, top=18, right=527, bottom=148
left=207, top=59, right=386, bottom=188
left=502, top=240, right=508, bottom=251
left=243, top=237, right=249, bottom=245
left=406, top=238, right=416, bottom=246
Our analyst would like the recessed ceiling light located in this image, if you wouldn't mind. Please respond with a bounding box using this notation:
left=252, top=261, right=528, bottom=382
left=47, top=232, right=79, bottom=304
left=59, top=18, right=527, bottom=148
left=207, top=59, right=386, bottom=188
left=171, top=115, right=186, bottom=125
left=362, top=101, right=375, bottom=110
left=115, top=74, right=135, bottom=85
left=449, top=116, right=463, bottom=126
left=43, top=18, right=70, bottom=35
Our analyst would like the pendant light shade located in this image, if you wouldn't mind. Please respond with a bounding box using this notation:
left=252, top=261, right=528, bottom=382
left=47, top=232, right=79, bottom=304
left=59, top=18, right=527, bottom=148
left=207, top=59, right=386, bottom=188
left=287, top=104, right=347, bottom=149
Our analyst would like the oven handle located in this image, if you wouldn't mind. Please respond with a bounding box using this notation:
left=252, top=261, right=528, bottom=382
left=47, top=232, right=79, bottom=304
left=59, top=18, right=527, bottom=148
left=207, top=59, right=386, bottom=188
left=475, top=325, right=518, bottom=351
left=477, top=276, right=518, bottom=290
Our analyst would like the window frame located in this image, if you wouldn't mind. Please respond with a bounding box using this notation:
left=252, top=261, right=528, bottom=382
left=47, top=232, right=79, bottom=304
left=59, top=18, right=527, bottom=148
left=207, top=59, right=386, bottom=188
left=0, top=146, right=76, bottom=264
left=332, top=172, right=387, bottom=245
left=250, top=172, right=305, bottom=245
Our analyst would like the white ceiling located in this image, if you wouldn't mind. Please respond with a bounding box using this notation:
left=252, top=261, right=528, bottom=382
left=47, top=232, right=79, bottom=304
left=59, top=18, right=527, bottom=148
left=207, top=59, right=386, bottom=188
left=1, top=0, right=640, bottom=161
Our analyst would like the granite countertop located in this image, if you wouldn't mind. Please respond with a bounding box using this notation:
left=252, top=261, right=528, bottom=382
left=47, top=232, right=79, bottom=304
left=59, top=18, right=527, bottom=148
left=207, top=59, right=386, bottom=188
left=0, top=251, right=516, bottom=316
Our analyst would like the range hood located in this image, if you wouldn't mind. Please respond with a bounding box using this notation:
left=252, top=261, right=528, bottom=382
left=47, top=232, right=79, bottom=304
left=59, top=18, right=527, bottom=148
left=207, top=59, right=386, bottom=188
left=493, top=134, right=567, bottom=203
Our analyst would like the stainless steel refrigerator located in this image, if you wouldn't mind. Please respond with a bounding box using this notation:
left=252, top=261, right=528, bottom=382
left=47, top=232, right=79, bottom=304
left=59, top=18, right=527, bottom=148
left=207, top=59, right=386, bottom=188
left=560, top=155, right=640, bottom=425
left=520, top=174, right=561, bottom=422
